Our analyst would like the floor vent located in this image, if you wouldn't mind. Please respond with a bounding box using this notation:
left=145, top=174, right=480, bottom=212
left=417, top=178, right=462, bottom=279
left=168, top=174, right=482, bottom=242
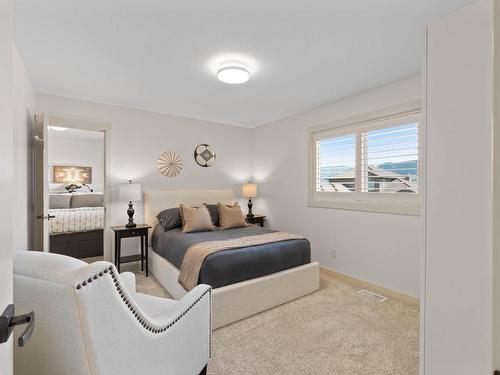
left=357, top=289, right=388, bottom=302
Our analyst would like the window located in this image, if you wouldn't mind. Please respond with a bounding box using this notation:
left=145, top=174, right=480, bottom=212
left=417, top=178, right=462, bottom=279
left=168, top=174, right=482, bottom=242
left=362, top=123, right=419, bottom=194
left=316, top=134, right=356, bottom=193
left=309, top=102, right=421, bottom=215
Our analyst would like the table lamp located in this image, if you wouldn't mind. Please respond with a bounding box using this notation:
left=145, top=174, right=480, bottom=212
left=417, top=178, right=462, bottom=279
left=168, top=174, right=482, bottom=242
left=119, top=180, right=142, bottom=228
left=242, top=182, right=257, bottom=218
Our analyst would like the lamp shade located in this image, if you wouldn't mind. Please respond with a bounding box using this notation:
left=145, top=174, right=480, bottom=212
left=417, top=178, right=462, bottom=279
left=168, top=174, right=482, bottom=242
left=119, top=182, right=142, bottom=202
left=242, top=183, right=257, bottom=198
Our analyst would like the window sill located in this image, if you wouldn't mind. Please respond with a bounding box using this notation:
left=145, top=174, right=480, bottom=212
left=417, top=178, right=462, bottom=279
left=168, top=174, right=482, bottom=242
left=307, top=198, right=421, bottom=216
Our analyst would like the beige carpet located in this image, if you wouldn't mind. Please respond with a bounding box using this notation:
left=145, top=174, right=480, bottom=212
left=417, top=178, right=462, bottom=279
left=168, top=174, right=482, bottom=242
left=210, top=274, right=418, bottom=375
left=117, top=262, right=419, bottom=374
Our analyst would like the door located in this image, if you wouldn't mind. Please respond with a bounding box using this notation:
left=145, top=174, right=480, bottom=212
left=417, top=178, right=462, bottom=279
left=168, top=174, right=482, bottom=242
left=33, top=114, right=50, bottom=251
left=0, top=0, right=14, bottom=371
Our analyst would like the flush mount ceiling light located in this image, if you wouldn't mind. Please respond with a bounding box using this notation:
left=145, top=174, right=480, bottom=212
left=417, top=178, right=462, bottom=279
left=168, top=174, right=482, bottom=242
left=217, top=65, right=250, bottom=84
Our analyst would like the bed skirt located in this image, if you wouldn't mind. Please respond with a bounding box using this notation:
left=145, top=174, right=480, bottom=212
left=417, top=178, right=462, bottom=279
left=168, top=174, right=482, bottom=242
left=149, top=249, right=320, bottom=329
left=50, top=229, right=103, bottom=259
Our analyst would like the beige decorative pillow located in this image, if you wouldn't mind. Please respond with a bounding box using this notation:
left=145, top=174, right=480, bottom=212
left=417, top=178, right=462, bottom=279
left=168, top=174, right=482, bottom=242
left=218, top=202, right=248, bottom=229
left=180, top=204, right=215, bottom=233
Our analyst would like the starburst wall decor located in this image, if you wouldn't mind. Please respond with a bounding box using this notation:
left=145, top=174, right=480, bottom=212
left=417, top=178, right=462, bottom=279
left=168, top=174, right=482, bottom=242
left=157, top=151, right=183, bottom=177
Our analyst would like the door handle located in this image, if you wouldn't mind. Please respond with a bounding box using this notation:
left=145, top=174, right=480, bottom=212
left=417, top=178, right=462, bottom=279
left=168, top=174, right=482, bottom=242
left=0, top=304, right=35, bottom=347
left=36, top=214, right=56, bottom=220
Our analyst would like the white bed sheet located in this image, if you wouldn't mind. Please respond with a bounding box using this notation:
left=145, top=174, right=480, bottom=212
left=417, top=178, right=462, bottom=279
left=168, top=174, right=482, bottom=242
left=49, top=207, right=104, bottom=235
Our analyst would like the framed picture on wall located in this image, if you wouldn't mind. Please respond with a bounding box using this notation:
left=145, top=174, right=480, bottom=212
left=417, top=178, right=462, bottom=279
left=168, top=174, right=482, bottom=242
left=53, top=165, right=92, bottom=184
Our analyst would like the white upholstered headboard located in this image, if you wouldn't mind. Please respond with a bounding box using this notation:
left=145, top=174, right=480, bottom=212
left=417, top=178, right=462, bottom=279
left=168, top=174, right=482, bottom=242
left=144, top=189, right=236, bottom=228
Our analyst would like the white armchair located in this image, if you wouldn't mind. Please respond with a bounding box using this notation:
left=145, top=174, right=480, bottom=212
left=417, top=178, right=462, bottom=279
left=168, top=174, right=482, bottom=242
left=13, top=251, right=211, bottom=375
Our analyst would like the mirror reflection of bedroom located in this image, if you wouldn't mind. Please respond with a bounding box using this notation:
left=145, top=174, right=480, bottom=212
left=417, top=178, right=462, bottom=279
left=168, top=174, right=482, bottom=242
left=46, top=127, right=105, bottom=261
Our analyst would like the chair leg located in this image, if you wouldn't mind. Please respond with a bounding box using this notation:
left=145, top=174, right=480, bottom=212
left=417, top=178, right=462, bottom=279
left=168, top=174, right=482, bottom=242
left=199, top=364, right=207, bottom=375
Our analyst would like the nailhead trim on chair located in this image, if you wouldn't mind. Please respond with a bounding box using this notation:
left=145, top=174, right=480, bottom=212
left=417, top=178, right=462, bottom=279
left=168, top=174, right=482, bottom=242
left=75, top=265, right=212, bottom=351
left=209, top=289, right=212, bottom=358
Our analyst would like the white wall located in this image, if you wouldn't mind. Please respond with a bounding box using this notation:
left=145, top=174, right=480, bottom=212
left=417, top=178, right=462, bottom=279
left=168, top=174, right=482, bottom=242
left=494, top=1, right=500, bottom=370
left=36, top=94, right=253, bottom=256
left=252, top=75, right=422, bottom=298
left=12, top=46, right=35, bottom=251
left=425, top=1, right=494, bottom=374
left=0, top=0, right=14, bottom=371
left=48, top=131, right=104, bottom=193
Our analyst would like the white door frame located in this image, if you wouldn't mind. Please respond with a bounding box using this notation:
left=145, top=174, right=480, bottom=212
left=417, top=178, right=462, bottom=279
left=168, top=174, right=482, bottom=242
left=41, top=114, right=113, bottom=262
left=33, top=114, right=49, bottom=251
left=419, top=28, right=428, bottom=375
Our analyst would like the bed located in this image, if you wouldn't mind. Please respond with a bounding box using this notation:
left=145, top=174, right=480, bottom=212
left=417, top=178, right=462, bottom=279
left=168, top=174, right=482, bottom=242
left=145, top=189, right=320, bottom=329
left=49, top=193, right=104, bottom=259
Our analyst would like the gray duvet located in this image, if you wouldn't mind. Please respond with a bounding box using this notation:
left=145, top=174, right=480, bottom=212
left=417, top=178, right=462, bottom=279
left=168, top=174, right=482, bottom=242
left=151, top=224, right=311, bottom=288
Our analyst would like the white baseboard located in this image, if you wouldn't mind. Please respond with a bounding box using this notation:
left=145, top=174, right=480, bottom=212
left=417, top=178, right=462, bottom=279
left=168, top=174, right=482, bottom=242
left=320, top=266, right=419, bottom=307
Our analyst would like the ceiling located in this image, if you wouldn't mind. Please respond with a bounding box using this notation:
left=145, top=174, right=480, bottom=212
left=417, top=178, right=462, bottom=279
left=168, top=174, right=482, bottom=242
left=14, top=0, right=473, bottom=128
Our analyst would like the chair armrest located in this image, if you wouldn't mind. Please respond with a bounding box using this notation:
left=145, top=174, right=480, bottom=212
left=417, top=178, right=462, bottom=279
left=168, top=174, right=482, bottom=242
left=148, top=284, right=211, bottom=324
left=120, top=272, right=136, bottom=293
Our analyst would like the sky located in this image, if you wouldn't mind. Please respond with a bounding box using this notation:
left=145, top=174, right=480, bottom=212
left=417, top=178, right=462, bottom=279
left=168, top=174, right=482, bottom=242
left=318, top=122, right=419, bottom=178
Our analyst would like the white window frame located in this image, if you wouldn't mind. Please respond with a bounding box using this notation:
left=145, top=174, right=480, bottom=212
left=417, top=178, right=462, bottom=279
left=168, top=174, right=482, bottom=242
left=308, top=100, right=422, bottom=216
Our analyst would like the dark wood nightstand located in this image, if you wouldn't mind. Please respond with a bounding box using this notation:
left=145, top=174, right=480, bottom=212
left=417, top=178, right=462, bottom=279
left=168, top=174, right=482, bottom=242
left=111, top=224, right=151, bottom=276
left=246, top=215, right=266, bottom=227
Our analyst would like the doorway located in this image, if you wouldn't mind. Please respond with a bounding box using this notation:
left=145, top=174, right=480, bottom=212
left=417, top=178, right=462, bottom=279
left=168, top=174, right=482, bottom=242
left=33, top=114, right=111, bottom=262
